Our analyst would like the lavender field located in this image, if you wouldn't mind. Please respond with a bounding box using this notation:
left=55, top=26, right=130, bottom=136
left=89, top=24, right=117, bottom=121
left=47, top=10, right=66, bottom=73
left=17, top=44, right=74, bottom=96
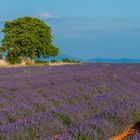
left=0, top=64, right=140, bottom=140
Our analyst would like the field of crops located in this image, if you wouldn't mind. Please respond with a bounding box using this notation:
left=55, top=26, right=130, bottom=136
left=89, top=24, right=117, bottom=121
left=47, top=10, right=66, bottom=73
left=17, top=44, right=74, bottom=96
left=0, top=64, right=140, bottom=140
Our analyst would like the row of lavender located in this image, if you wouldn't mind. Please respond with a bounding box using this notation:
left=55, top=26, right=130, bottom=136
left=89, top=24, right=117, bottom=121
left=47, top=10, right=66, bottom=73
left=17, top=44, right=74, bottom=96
left=0, top=64, right=140, bottom=139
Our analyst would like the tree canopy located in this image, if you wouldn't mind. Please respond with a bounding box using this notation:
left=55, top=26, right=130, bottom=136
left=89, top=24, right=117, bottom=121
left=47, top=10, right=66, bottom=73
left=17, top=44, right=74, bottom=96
left=0, top=16, right=59, bottom=64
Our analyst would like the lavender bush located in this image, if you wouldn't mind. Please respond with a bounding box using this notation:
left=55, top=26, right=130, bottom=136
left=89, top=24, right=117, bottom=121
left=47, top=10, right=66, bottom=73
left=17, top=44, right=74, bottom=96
left=0, top=64, right=140, bottom=139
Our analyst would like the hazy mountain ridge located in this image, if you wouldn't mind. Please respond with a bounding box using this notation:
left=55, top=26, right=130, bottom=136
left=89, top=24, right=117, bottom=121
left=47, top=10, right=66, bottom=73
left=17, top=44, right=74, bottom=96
left=87, top=58, right=140, bottom=63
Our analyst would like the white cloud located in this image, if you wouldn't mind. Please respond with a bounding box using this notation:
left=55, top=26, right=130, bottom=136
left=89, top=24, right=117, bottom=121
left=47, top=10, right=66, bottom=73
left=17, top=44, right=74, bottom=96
left=38, top=12, right=61, bottom=20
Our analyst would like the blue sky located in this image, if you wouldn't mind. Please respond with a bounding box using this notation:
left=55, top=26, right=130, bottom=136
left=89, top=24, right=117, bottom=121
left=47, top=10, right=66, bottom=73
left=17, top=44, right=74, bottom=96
left=0, top=0, right=140, bottom=59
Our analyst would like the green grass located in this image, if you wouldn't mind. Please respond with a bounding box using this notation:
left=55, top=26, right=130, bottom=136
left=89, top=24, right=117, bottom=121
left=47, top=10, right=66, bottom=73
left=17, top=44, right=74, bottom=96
left=33, top=103, right=46, bottom=112
left=5, top=112, right=16, bottom=123
left=76, top=134, right=91, bottom=140
left=53, top=112, right=72, bottom=127
left=25, top=128, right=36, bottom=140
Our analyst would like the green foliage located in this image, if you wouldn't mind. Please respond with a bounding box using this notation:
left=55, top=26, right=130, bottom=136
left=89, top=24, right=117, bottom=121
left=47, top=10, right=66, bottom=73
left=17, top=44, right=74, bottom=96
left=0, top=16, right=59, bottom=64
left=62, top=58, right=72, bottom=63
left=51, top=59, right=57, bottom=63
left=71, top=60, right=80, bottom=63
left=0, top=53, right=2, bottom=59
left=6, top=56, right=22, bottom=64
left=62, top=58, right=80, bottom=63
left=35, top=60, right=47, bottom=64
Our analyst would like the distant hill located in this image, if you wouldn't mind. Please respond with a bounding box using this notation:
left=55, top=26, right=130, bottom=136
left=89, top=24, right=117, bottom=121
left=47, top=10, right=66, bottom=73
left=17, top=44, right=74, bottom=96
left=87, top=58, right=140, bottom=63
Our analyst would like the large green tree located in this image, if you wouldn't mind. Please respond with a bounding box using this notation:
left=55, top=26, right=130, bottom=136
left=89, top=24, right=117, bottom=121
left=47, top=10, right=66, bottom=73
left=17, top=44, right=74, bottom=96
left=0, top=16, right=59, bottom=64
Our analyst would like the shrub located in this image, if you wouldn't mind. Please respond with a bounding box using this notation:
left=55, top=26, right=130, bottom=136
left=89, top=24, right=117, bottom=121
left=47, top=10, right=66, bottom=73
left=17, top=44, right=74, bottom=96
left=71, top=60, right=80, bottom=63
left=62, top=58, right=72, bottom=63
left=62, top=58, right=80, bottom=63
left=51, top=59, right=57, bottom=63
left=7, top=57, right=22, bottom=64
left=0, top=53, right=2, bottom=59
left=35, top=60, right=47, bottom=64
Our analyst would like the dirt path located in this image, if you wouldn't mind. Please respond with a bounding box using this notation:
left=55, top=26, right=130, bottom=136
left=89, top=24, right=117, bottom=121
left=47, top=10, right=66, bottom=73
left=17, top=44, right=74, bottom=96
left=0, top=62, right=80, bottom=68
left=110, top=122, right=140, bottom=140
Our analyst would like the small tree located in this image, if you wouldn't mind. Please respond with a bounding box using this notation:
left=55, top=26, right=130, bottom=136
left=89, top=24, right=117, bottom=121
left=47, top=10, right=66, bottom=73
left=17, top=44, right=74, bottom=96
left=0, top=16, right=59, bottom=64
